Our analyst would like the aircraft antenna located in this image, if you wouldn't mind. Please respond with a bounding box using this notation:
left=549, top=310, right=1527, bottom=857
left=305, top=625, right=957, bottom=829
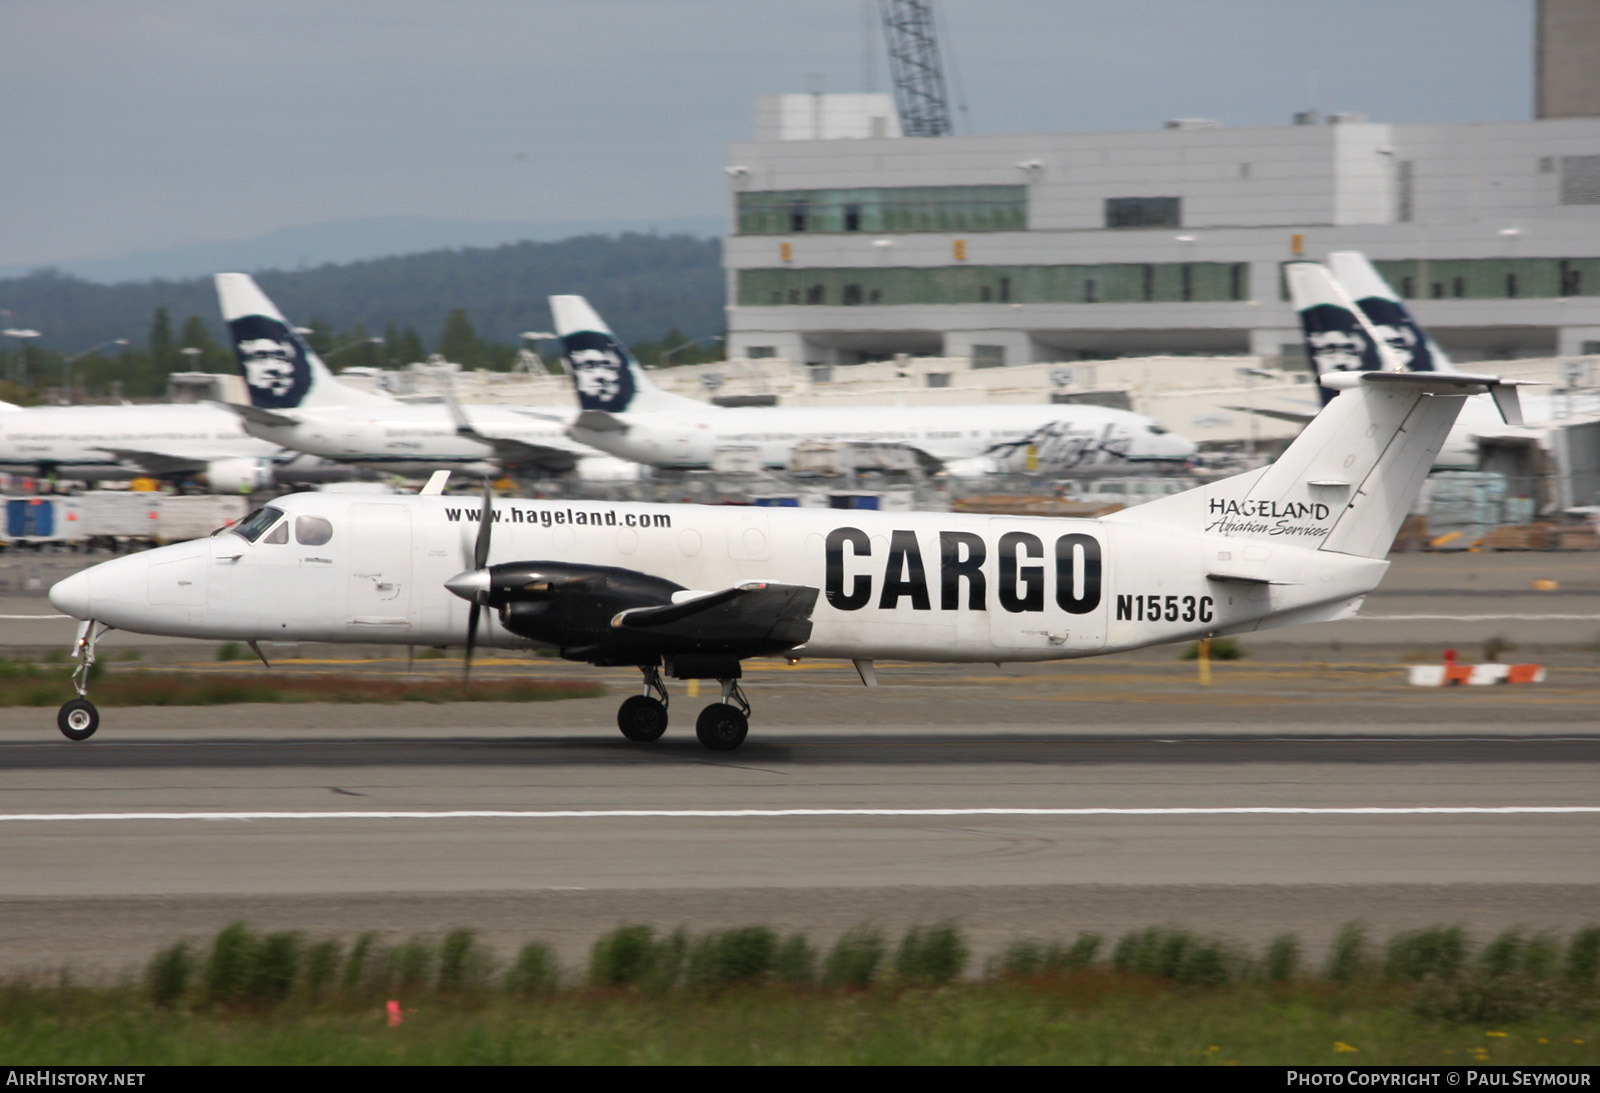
left=878, top=0, right=954, bottom=137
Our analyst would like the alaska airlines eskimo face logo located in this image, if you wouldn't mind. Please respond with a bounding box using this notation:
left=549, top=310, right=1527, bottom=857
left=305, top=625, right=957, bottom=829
left=563, top=331, right=635, bottom=412
left=1299, top=304, right=1381, bottom=376
left=228, top=315, right=311, bottom=409
left=1356, top=298, right=1435, bottom=372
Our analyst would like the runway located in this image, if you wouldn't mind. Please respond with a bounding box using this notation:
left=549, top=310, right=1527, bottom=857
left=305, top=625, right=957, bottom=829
left=0, top=647, right=1595, bottom=976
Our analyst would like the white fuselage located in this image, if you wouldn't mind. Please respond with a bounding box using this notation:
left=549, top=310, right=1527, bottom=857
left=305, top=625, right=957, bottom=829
left=51, top=491, right=1387, bottom=663
left=242, top=403, right=587, bottom=476
left=574, top=403, right=1196, bottom=474
left=0, top=403, right=286, bottom=480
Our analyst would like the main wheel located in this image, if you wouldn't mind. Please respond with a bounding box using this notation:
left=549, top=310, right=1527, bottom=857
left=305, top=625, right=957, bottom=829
left=617, top=695, right=668, bottom=743
left=695, top=703, right=749, bottom=751
left=57, top=698, right=99, bottom=742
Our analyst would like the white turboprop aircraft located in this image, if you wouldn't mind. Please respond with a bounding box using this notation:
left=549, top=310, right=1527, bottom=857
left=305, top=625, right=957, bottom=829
left=553, top=296, right=1199, bottom=476
left=47, top=358, right=1522, bottom=750
left=215, top=274, right=635, bottom=481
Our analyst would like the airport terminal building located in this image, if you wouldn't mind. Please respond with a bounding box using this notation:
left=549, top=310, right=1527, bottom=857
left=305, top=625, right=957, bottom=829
left=722, top=98, right=1600, bottom=370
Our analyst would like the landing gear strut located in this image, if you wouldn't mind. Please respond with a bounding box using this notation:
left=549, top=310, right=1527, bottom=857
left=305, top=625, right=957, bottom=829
left=617, top=665, right=669, bottom=743
left=695, top=679, right=750, bottom=752
left=57, top=620, right=105, bottom=742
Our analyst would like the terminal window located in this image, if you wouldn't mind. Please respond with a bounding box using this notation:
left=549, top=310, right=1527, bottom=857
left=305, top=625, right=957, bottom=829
left=737, top=186, right=1026, bottom=235
left=1105, top=197, right=1181, bottom=229
left=739, top=261, right=1250, bottom=307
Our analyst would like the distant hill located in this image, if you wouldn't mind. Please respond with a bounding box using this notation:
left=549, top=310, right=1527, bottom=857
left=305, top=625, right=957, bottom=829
left=0, top=232, right=724, bottom=352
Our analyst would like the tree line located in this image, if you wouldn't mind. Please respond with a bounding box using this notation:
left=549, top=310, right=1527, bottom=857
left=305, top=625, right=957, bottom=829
left=0, top=233, right=724, bottom=401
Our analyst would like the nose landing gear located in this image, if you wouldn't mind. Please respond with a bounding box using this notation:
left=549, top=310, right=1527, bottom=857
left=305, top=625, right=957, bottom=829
left=57, top=620, right=106, bottom=741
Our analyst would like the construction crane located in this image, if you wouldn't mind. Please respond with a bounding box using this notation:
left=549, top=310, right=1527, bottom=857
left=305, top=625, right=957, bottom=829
left=879, top=0, right=954, bottom=137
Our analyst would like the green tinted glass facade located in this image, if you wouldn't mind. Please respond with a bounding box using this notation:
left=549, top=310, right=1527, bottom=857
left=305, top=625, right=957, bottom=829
left=1373, top=258, right=1600, bottom=299
left=738, top=262, right=1249, bottom=307
left=736, top=187, right=1027, bottom=235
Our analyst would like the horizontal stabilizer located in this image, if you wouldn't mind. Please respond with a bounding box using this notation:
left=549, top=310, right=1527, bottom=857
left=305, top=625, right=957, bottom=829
left=573, top=409, right=629, bottom=434
left=1222, top=405, right=1316, bottom=425
left=217, top=401, right=300, bottom=429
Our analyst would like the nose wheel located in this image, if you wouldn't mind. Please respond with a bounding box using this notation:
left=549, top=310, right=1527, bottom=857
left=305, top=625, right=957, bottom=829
left=57, top=619, right=106, bottom=741
left=57, top=699, right=99, bottom=742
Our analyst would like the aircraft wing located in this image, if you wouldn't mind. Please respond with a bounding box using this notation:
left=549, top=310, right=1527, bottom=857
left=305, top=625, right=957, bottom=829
left=444, top=395, right=590, bottom=473
left=611, top=582, right=819, bottom=649
left=90, top=447, right=211, bottom=477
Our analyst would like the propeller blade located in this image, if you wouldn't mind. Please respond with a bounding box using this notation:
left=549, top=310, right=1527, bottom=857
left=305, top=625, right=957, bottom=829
left=464, top=602, right=480, bottom=689
left=473, top=479, right=494, bottom=571
left=461, top=479, right=494, bottom=693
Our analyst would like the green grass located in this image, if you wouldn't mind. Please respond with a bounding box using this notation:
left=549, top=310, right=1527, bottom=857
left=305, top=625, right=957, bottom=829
left=0, top=921, right=1594, bottom=1064
left=0, top=658, right=603, bottom=706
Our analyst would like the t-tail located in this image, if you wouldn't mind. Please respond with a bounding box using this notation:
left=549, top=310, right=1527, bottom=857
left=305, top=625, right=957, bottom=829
left=1328, top=251, right=1455, bottom=375
left=1288, top=260, right=1406, bottom=405
left=1107, top=367, right=1524, bottom=561
left=215, top=273, right=391, bottom=410
left=550, top=295, right=710, bottom=415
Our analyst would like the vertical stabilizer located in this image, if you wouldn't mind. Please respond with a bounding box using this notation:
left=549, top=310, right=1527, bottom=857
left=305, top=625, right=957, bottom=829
left=1106, top=371, right=1514, bottom=559
left=215, top=274, right=391, bottom=410
left=1328, top=251, right=1455, bottom=374
left=550, top=295, right=709, bottom=415
left=1288, top=261, right=1405, bottom=404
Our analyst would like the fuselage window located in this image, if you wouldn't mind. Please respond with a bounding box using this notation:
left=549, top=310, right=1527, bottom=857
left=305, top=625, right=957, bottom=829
left=263, top=521, right=289, bottom=545
left=295, top=515, right=333, bottom=546
left=233, top=506, right=286, bottom=543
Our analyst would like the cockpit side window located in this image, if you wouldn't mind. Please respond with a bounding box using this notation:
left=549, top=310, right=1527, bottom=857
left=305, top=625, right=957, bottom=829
left=295, top=516, right=333, bottom=546
left=232, top=506, right=286, bottom=543
left=263, top=521, right=289, bottom=544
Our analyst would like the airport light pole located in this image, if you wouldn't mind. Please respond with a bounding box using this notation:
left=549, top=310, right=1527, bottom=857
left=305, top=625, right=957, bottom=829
left=519, top=331, right=557, bottom=376
left=1238, top=366, right=1275, bottom=460
left=322, top=336, right=385, bottom=361
left=2, top=328, right=40, bottom=388
left=60, top=338, right=129, bottom=401
left=661, top=335, right=724, bottom=368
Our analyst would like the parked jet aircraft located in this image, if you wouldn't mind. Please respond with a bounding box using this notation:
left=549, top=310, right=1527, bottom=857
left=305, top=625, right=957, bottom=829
left=215, top=275, right=635, bottom=480
left=0, top=387, right=348, bottom=490
left=553, top=296, right=1198, bottom=476
left=1295, top=254, right=1591, bottom=468
left=47, top=362, right=1520, bottom=749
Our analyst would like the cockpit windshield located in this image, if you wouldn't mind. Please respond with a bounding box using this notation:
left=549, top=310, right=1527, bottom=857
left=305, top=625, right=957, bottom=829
left=230, top=506, right=286, bottom=543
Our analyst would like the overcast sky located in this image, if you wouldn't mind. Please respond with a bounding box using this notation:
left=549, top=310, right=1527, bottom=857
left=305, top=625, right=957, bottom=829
left=0, top=0, right=1534, bottom=269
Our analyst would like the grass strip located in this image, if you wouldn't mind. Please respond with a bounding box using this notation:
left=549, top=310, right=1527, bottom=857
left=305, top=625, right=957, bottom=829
left=0, top=664, right=603, bottom=706
left=0, top=921, right=1595, bottom=1064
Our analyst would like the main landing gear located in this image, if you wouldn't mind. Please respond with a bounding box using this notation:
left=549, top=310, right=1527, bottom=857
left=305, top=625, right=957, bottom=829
left=616, top=665, right=752, bottom=751
left=57, top=620, right=105, bottom=742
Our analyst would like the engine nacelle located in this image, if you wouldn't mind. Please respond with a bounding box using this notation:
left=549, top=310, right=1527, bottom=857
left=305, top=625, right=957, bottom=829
left=575, top=455, right=644, bottom=482
left=203, top=457, right=274, bottom=493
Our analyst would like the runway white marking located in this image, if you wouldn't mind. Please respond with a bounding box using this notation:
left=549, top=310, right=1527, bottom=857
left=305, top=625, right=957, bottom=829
left=1359, top=613, right=1600, bottom=621
left=0, top=807, right=1596, bottom=823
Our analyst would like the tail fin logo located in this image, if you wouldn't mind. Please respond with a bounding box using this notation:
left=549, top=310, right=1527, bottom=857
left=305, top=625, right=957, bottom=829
left=1352, top=299, right=1435, bottom=372
left=1299, top=302, right=1383, bottom=392
left=564, top=331, right=636, bottom=413
left=228, top=315, right=311, bottom=409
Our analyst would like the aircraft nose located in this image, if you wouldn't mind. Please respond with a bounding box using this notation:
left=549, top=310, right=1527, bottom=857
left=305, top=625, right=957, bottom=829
left=49, top=570, right=90, bottom=619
